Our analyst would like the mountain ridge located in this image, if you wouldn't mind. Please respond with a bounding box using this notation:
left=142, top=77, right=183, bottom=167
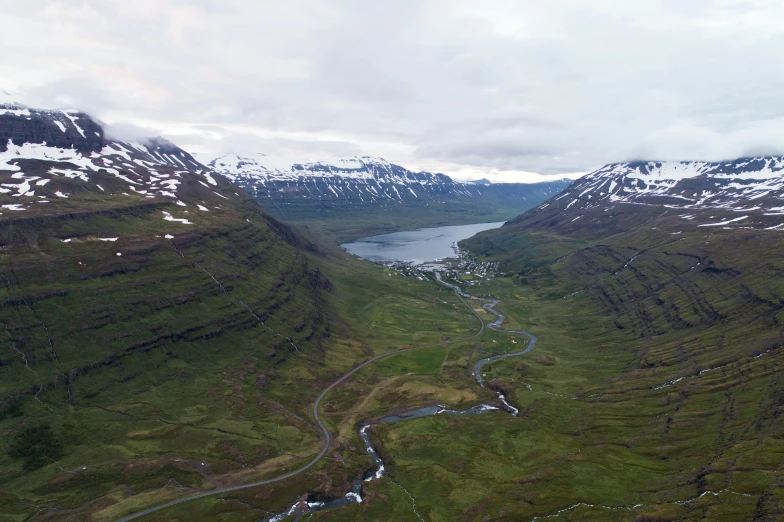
left=211, top=153, right=446, bottom=183
left=456, top=152, right=784, bottom=522
left=492, top=156, right=784, bottom=241
left=210, top=152, right=569, bottom=186
left=208, top=152, right=573, bottom=242
left=0, top=102, right=228, bottom=215
left=0, top=100, right=346, bottom=520
left=552, top=156, right=784, bottom=213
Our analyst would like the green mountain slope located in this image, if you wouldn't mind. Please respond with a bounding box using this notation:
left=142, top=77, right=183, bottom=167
left=450, top=169, right=784, bottom=519
left=0, top=106, right=494, bottom=521
left=0, top=104, right=339, bottom=519
left=6, top=103, right=783, bottom=521
left=0, top=175, right=335, bottom=515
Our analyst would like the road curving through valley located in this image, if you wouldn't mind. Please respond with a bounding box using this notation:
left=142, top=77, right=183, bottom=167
left=117, top=271, right=535, bottom=521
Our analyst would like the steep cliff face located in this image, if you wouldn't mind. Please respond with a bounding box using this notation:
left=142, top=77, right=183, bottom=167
left=0, top=106, right=103, bottom=154
left=209, top=153, right=572, bottom=241
left=211, top=153, right=570, bottom=207
left=457, top=155, right=784, bottom=521
left=474, top=157, right=784, bottom=244
left=0, top=103, right=335, bottom=514
left=0, top=103, right=221, bottom=217
left=540, top=157, right=784, bottom=214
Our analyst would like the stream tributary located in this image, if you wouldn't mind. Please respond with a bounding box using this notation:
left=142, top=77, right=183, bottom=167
left=262, top=273, right=537, bottom=521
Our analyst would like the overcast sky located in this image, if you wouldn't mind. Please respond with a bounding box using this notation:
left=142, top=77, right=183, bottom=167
left=2, top=1, right=784, bottom=182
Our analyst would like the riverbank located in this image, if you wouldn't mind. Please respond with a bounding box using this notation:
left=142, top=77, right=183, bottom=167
left=258, top=274, right=539, bottom=520
left=119, top=259, right=538, bottom=521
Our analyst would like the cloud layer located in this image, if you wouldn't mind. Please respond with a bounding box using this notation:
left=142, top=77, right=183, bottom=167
left=2, top=0, right=784, bottom=181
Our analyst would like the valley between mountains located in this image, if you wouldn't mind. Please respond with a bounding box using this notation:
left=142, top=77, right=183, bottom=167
left=208, top=153, right=570, bottom=244
left=1, top=101, right=784, bottom=522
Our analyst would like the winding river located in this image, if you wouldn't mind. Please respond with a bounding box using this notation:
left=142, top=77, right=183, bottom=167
left=119, top=269, right=537, bottom=522
left=261, top=272, right=537, bottom=521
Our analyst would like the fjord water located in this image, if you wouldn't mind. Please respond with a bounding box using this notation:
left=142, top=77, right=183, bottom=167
left=341, top=221, right=505, bottom=264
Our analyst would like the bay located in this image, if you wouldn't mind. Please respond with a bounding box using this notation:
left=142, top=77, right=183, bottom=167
left=340, top=221, right=505, bottom=264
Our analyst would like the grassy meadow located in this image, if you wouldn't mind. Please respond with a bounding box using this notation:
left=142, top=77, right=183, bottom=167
left=3, top=181, right=783, bottom=522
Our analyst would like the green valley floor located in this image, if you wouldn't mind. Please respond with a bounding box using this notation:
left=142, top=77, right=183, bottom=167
left=3, top=210, right=783, bottom=521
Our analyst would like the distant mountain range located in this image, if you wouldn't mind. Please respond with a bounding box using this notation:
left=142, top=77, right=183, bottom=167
left=5, top=97, right=784, bottom=520
left=502, top=157, right=784, bottom=238
left=209, top=153, right=570, bottom=204
left=557, top=158, right=784, bottom=213
left=6, top=97, right=783, bottom=240
left=209, top=153, right=572, bottom=241
left=0, top=99, right=571, bottom=243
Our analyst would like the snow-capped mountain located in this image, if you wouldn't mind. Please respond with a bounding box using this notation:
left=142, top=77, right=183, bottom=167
left=553, top=158, right=784, bottom=213
left=0, top=102, right=224, bottom=212
left=211, top=153, right=474, bottom=200
left=208, top=153, right=572, bottom=223
left=509, top=157, right=784, bottom=235
left=211, top=153, right=456, bottom=184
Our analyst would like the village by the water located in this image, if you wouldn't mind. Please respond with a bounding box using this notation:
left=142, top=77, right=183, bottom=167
left=378, top=241, right=502, bottom=287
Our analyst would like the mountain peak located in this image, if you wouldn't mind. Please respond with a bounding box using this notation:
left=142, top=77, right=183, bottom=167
left=549, top=156, right=784, bottom=213
left=0, top=103, right=225, bottom=212
left=209, top=153, right=432, bottom=183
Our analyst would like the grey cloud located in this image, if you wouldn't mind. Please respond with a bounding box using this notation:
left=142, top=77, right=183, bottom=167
left=103, top=122, right=161, bottom=142
left=2, top=0, right=784, bottom=177
left=173, top=127, right=363, bottom=160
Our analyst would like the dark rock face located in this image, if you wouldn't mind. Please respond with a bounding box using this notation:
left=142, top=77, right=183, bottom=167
left=210, top=153, right=573, bottom=223
left=288, top=160, right=456, bottom=186
left=528, top=157, right=784, bottom=216
left=0, top=105, right=206, bottom=173
left=0, top=103, right=226, bottom=213
left=0, top=106, right=104, bottom=154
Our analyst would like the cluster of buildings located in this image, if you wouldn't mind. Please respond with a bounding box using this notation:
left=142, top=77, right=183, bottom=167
left=376, top=246, right=501, bottom=288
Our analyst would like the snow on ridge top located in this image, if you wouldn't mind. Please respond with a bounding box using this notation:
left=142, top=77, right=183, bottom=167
left=293, top=156, right=393, bottom=177
left=209, top=153, right=278, bottom=175
left=556, top=155, right=784, bottom=213
left=211, top=153, right=417, bottom=183
left=318, top=156, right=391, bottom=168
left=591, top=157, right=784, bottom=182
left=307, top=157, right=368, bottom=170
left=1, top=91, right=32, bottom=117
left=0, top=138, right=204, bottom=200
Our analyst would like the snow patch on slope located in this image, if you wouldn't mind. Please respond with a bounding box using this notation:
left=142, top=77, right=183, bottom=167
left=561, top=158, right=784, bottom=212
